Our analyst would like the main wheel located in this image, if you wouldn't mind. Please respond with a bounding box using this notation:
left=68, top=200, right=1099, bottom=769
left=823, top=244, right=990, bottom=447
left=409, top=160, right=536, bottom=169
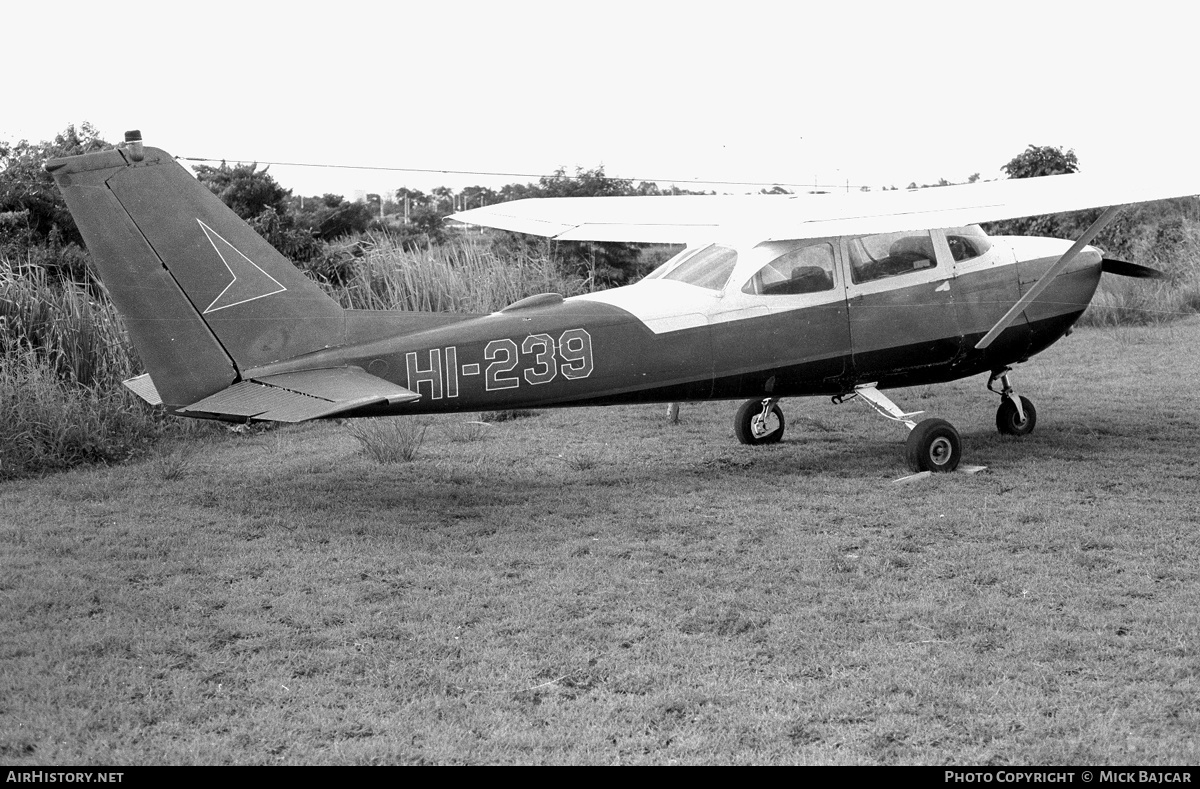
left=905, top=418, right=962, bottom=473
left=996, top=396, right=1036, bottom=436
left=734, top=400, right=785, bottom=445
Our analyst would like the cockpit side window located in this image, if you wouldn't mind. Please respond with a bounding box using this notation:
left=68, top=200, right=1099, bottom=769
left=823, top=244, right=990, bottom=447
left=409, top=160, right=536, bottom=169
left=848, top=231, right=937, bottom=284
left=660, top=244, right=738, bottom=291
left=742, top=242, right=835, bottom=296
left=944, top=225, right=993, bottom=263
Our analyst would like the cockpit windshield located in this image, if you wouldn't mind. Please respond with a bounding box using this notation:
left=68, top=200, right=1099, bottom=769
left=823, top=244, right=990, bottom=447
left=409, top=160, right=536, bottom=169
left=640, top=246, right=691, bottom=281
left=654, top=244, right=739, bottom=291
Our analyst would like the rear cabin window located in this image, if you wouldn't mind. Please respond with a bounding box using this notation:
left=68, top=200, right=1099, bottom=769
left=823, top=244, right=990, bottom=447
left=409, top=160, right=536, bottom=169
left=848, top=231, right=937, bottom=284
left=742, top=242, right=835, bottom=295
left=661, top=244, right=738, bottom=291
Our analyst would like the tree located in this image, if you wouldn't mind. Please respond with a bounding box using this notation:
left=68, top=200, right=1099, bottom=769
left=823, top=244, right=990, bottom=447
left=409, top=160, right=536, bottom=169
left=985, top=145, right=1089, bottom=238
left=458, top=185, right=497, bottom=210
left=408, top=205, right=449, bottom=244
left=536, top=165, right=632, bottom=198
left=497, top=183, right=535, bottom=203
left=0, top=122, right=110, bottom=248
left=0, top=123, right=111, bottom=279
left=1001, top=145, right=1079, bottom=179
left=289, top=193, right=374, bottom=241
left=431, top=186, right=455, bottom=213
left=192, top=161, right=291, bottom=221
left=532, top=166, right=642, bottom=285
left=394, top=187, right=430, bottom=211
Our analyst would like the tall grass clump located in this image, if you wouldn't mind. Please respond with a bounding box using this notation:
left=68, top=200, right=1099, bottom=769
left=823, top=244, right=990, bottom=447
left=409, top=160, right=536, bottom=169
left=0, top=353, right=162, bottom=478
left=1081, top=269, right=1200, bottom=327
left=0, top=258, right=140, bottom=385
left=346, top=417, right=430, bottom=463
left=330, top=233, right=589, bottom=313
left=0, top=258, right=168, bottom=479
left=1080, top=203, right=1200, bottom=327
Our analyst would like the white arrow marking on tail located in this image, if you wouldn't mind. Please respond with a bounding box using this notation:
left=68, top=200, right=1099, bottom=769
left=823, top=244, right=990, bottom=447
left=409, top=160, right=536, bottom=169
left=197, top=219, right=287, bottom=314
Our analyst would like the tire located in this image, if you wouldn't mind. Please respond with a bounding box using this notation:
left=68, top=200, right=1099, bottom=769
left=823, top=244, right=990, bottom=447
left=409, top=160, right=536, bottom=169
left=996, top=396, right=1036, bottom=436
left=905, top=418, right=961, bottom=473
left=734, top=400, right=785, bottom=445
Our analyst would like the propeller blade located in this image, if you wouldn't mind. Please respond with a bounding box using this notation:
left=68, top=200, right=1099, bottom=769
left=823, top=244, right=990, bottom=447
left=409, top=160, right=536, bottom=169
left=1101, top=258, right=1166, bottom=279
left=975, top=204, right=1124, bottom=350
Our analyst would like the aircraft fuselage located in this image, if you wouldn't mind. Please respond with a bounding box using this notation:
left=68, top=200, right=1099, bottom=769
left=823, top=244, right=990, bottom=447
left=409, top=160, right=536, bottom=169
left=240, top=231, right=1102, bottom=417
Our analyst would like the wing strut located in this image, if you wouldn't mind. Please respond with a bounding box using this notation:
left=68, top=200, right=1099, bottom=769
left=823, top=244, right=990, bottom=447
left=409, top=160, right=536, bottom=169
left=975, top=205, right=1124, bottom=350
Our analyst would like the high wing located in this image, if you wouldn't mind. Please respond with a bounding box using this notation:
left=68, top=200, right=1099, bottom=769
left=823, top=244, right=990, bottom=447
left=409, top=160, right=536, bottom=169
left=449, top=168, right=1200, bottom=243
left=450, top=194, right=784, bottom=244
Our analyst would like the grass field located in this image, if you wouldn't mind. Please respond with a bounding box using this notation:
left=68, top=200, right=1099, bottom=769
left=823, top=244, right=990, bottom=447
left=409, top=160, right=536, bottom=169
left=2, top=319, right=1199, bottom=765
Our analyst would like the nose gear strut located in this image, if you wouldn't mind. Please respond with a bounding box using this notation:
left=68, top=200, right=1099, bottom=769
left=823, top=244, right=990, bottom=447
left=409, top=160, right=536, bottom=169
left=989, top=367, right=1037, bottom=436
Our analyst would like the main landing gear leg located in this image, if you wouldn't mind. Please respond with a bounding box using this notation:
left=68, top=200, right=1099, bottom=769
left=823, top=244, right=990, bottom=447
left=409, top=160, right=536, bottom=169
left=989, top=367, right=1037, bottom=436
left=734, top=398, right=785, bottom=445
left=834, top=383, right=963, bottom=473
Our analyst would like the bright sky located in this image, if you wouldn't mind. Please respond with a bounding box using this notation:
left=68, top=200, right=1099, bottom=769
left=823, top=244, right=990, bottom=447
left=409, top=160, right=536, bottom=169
left=6, top=0, right=1197, bottom=198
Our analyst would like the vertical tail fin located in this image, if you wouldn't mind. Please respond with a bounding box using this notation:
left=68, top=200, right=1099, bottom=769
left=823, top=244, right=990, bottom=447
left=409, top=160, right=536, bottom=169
left=46, top=139, right=345, bottom=408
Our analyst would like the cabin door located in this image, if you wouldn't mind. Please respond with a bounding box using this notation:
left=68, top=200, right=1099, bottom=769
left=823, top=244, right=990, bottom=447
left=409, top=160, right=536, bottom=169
left=708, top=239, right=851, bottom=397
left=840, top=230, right=962, bottom=384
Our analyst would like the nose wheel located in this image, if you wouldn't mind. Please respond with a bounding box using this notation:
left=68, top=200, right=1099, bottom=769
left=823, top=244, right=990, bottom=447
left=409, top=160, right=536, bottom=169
left=989, top=368, right=1037, bottom=436
left=996, top=395, right=1036, bottom=436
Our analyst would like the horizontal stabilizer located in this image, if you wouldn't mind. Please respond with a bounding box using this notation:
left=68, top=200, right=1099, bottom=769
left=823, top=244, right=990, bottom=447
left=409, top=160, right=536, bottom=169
left=177, top=366, right=419, bottom=422
left=123, top=373, right=163, bottom=406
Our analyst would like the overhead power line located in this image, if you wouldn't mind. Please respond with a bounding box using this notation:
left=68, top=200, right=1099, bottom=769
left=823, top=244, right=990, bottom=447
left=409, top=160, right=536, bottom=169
left=177, top=155, right=867, bottom=191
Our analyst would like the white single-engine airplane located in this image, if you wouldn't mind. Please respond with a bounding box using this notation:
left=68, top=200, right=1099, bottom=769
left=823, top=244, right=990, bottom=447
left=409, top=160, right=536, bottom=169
left=46, top=132, right=1200, bottom=472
